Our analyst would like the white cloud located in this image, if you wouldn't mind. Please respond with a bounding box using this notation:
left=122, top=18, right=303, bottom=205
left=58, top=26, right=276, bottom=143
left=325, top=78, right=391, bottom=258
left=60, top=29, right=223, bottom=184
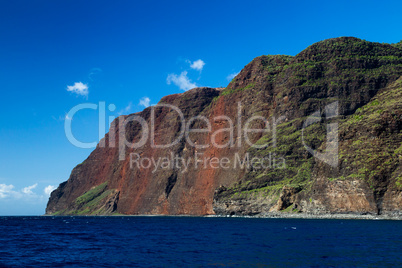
left=123, top=102, right=132, bottom=113
left=189, top=59, right=205, bottom=71
left=44, top=185, right=56, bottom=196
left=139, top=97, right=150, bottom=108
left=118, top=102, right=132, bottom=115
left=0, top=184, right=15, bottom=198
left=67, top=82, right=89, bottom=97
left=65, top=114, right=72, bottom=121
left=1, top=183, right=41, bottom=199
left=167, top=71, right=197, bottom=91
left=0, top=183, right=50, bottom=206
left=227, top=72, right=239, bottom=81
left=51, top=114, right=72, bottom=122
left=22, top=183, right=38, bottom=195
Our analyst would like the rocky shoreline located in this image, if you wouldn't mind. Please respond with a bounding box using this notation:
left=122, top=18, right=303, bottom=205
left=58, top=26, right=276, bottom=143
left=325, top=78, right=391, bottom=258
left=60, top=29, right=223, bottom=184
left=43, top=212, right=402, bottom=220
left=208, top=212, right=402, bottom=220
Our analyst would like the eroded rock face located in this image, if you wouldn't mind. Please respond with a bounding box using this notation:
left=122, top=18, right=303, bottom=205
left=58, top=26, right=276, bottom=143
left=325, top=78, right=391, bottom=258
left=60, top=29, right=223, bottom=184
left=47, top=37, right=402, bottom=216
left=296, top=178, right=378, bottom=214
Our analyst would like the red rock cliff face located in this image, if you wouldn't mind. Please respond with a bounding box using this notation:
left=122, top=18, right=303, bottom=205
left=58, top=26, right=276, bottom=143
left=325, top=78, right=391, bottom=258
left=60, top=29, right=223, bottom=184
left=46, top=37, right=402, bottom=216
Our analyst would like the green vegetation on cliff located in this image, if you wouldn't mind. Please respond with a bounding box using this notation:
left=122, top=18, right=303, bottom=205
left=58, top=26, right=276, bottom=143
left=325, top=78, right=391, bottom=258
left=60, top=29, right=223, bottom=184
left=48, top=37, right=402, bottom=217
left=214, top=38, right=402, bottom=216
left=51, top=182, right=120, bottom=216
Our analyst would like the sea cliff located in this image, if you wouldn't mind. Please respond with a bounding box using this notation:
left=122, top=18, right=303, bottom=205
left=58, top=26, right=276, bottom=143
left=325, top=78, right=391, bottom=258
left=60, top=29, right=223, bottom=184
left=46, top=37, right=402, bottom=217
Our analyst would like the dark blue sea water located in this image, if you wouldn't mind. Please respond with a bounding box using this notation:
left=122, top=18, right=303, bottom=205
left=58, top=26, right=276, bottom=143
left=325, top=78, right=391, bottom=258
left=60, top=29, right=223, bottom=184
left=0, top=216, right=401, bottom=267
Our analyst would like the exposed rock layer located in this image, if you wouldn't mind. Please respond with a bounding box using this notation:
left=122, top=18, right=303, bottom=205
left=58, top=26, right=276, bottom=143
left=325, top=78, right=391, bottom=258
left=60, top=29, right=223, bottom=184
left=46, top=37, right=402, bottom=216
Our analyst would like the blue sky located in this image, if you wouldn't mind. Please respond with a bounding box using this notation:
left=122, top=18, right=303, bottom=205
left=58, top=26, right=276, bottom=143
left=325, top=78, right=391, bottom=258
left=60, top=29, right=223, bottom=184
left=0, top=0, right=401, bottom=215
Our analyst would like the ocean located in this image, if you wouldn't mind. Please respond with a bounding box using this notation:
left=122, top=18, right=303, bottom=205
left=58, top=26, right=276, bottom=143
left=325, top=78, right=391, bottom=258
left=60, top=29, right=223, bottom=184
left=0, top=216, right=401, bottom=267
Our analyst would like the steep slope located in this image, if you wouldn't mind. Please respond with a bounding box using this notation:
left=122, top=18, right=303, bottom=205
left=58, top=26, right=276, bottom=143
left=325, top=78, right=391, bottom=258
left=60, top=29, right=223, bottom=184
left=214, top=76, right=402, bottom=216
left=47, top=37, right=402, bottom=216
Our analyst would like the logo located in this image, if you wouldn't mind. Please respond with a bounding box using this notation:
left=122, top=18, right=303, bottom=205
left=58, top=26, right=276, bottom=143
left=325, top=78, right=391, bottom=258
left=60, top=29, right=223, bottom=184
left=64, top=100, right=339, bottom=171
